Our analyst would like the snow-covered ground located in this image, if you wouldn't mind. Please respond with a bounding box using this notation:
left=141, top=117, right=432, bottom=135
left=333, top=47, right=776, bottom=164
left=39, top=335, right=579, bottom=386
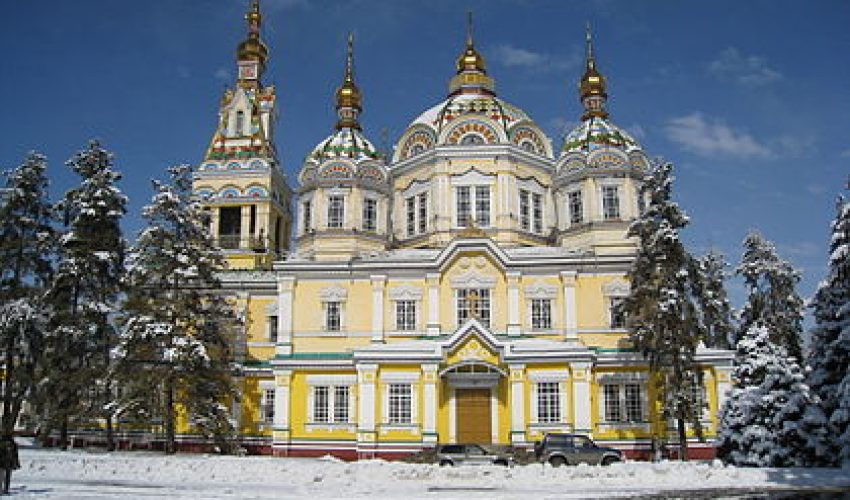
left=11, top=444, right=850, bottom=499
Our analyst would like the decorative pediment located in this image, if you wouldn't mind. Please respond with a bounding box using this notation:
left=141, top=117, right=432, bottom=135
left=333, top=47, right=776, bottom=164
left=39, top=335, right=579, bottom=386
left=389, top=284, right=423, bottom=301
left=602, top=279, right=630, bottom=297
left=319, top=285, right=348, bottom=301
left=450, top=270, right=497, bottom=289
left=525, top=280, right=558, bottom=299
left=447, top=335, right=500, bottom=367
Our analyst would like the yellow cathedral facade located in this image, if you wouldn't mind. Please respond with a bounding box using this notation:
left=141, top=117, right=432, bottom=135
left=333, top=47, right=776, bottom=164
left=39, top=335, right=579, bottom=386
left=191, top=2, right=734, bottom=459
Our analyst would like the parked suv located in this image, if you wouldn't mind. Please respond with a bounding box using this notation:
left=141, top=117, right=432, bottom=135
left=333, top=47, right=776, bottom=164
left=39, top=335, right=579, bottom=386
left=436, top=444, right=514, bottom=467
left=534, top=433, right=623, bottom=466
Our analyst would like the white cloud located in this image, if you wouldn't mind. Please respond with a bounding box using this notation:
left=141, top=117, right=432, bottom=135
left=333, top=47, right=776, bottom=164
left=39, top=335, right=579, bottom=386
left=626, top=123, right=647, bottom=140
left=665, top=113, right=772, bottom=159
left=840, top=149, right=850, bottom=158
left=708, top=47, right=782, bottom=86
left=490, top=44, right=580, bottom=73
left=214, top=67, right=231, bottom=82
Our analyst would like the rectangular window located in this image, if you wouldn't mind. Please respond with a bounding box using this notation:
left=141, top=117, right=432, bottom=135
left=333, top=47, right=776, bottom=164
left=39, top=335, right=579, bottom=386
left=363, top=198, right=377, bottom=232
left=268, top=315, right=278, bottom=342
left=325, top=301, right=341, bottom=331
left=406, top=196, right=416, bottom=237
left=218, top=206, right=242, bottom=249
left=456, top=288, right=491, bottom=327
left=313, top=386, right=329, bottom=423
left=303, top=201, right=312, bottom=232
left=395, top=300, right=416, bottom=331
left=602, top=186, right=620, bottom=220
left=262, top=388, right=275, bottom=424
left=333, top=386, right=350, bottom=423
left=610, top=297, right=626, bottom=329
left=388, top=384, right=412, bottom=424
left=532, top=193, right=543, bottom=234
left=603, top=383, right=622, bottom=422
left=537, top=382, right=561, bottom=424
left=531, top=299, right=552, bottom=330
left=691, top=376, right=707, bottom=418
left=636, top=187, right=646, bottom=215
left=456, top=186, right=471, bottom=227
left=249, top=204, right=257, bottom=236
left=624, top=383, right=643, bottom=422
left=568, top=190, right=583, bottom=224
left=418, top=193, right=428, bottom=234
left=327, top=195, right=345, bottom=228
left=475, top=186, right=490, bottom=226
left=519, top=189, right=530, bottom=231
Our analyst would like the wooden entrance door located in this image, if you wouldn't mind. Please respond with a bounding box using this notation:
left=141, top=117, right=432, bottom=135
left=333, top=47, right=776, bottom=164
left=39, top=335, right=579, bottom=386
left=456, top=388, right=491, bottom=443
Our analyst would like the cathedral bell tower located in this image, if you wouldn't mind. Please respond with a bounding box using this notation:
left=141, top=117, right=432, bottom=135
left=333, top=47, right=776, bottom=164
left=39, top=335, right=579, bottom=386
left=193, top=0, right=292, bottom=269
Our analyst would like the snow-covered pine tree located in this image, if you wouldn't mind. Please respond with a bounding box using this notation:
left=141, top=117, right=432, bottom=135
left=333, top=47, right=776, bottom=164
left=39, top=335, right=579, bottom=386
left=116, top=164, right=240, bottom=454
left=717, top=325, right=831, bottom=467
left=695, top=251, right=734, bottom=349
left=736, top=232, right=804, bottom=360
left=39, top=141, right=127, bottom=450
left=620, top=162, right=706, bottom=461
left=808, top=193, right=850, bottom=465
left=0, top=152, right=54, bottom=443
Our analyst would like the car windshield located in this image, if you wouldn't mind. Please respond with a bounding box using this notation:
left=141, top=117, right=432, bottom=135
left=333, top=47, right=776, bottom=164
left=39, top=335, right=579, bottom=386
left=574, top=437, right=593, bottom=448
left=440, top=445, right=463, bottom=454
left=466, top=445, right=487, bottom=455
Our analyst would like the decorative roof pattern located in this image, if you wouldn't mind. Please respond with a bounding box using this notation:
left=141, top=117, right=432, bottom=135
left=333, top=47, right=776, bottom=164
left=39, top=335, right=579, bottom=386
left=562, top=116, right=641, bottom=155
left=308, top=127, right=380, bottom=164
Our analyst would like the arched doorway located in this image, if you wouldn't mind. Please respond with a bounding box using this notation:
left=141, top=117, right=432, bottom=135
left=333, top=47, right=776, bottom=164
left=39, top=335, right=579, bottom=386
left=441, top=361, right=505, bottom=444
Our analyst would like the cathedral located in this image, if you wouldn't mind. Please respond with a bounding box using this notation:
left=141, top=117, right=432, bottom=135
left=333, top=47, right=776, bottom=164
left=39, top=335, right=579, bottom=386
left=191, top=1, right=733, bottom=459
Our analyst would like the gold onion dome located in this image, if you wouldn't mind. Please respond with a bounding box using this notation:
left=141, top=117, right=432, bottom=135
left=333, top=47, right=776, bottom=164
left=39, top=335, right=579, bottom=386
left=579, top=23, right=608, bottom=120
left=335, top=34, right=362, bottom=130
left=236, top=1, right=269, bottom=69
left=449, top=13, right=495, bottom=96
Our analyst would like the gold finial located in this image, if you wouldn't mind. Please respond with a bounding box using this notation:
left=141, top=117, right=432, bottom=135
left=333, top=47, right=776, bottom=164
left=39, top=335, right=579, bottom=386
left=466, top=11, right=474, bottom=48
left=449, top=12, right=494, bottom=95
left=579, top=22, right=608, bottom=120
left=335, top=32, right=363, bottom=130
left=456, top=11, right=486, bottom=73
left=237, top=0, right=269, bottom=78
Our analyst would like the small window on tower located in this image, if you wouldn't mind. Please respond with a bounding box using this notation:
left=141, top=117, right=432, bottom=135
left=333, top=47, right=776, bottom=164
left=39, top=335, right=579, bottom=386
left=235, top=110, right=245, bottom=136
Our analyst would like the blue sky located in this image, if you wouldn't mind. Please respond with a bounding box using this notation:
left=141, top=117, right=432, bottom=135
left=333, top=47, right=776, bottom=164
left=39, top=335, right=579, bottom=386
left=1, top=0, right=849, bottom=308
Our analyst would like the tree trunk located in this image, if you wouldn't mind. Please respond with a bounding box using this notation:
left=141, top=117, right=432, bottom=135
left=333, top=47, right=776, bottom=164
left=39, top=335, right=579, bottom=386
left=164, top=375, right=175, bottom=455
left=59, top=416, right=68, bottom=451
left=676, top=416, right=688, bottom=461
left=105, top=413, right=115, bottom=452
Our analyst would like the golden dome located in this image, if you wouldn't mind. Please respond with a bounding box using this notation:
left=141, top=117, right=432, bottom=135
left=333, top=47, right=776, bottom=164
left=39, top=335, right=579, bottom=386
left=579, top=23, right=609, bottom=120
left=236, top=1, right=268, bottom=70
left=335, top=34, right=363, bottom=130
left=455, top=12, right=487, bottom=73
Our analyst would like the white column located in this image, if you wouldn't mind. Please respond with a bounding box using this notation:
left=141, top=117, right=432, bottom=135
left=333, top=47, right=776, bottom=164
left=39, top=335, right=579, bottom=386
left=715, top=366, right=733, bottom=410
left=507, top=272, right=521, bottom=336
left=371, top=275, right=386, bottom=343
left=509, top=364, right=526, bottom=444
left=422, top=363, right=438, bottom=445
left=426, top=273, right=440, bottom=336
left=571, top=362, right=593, bottom=435
left=356, top=364, right=378, bottom=456
left=560, top=271, right=578, bottom=343
left=272, top=370, right=292, bottom=453
left=277, top=276, right=295, bottom=356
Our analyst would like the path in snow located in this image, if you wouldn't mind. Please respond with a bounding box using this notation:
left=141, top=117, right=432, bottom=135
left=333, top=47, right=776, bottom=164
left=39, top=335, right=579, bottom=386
left=10, top=446, right=850, bottom=499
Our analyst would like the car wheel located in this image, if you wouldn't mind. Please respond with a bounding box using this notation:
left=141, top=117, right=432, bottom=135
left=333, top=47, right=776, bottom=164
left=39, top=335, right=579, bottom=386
left=601, top=456, right=620, bottom=466
left=439, top=460, right=453, bottom=467
left=549, top=456, right=567, bottom=468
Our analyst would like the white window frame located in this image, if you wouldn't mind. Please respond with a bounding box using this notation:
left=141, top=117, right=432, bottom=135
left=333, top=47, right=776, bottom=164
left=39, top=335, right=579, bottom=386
left=362, top=197, right=377, bottom=232
left=532, top=192, right=543, bottom=234
left=530, top=298, right=552, bottom=330
left=475, top=186, right=491, bottom=227
left=418, top=192, right=428, bottom=234
left=406, top=196, right=416, bottom=237
left=389, top=285, right=423, bottom=334
left=568, top=189, right=583, bottom=225
left=601, top=185, right=620, bottom=221
left=306, top=375, right=357, bottom=429
left=327, top=194, right=345, bottom=229
left=603, top=280, right=630, bottom=331
left=268, top=315, right=278, bottom=342
left=395, top=300, right=417, bottom=331
left=456, top=288, right=491, bottom=328
left=596, top=372, right=650, bottom=430
left=325, top=301, right=342, bottom=332
left=519, top=189, right=530, bottom=231
left=380, top=372, right=419, bottom=429
left=302, top=199, right=313, bottom=233
left=529, top=370, right=569, bottom=430
left=261, top=387, right=275, bottom=424
left=319, top=286, right=347, bottom=333
left=456, top=186, right=471, bottom=227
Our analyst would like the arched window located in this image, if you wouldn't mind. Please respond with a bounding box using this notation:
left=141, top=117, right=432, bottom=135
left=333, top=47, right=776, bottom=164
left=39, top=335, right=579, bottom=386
left=411, top=143, right=425, bottom=155
left=235, top=110, right=245, bottom=136
left=460, top=134, right=485, bottom=145
left=520, top=140, right=536, bottom=153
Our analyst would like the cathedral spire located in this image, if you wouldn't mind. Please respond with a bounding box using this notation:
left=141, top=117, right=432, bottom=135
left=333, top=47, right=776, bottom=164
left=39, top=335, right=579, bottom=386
left=236, top=0, right=269, bottom=87
left=449, top=12, right=494, bottom=96
left=335, top=33, right=363, bottom=130
left=579, top=22, right=609, bottom=120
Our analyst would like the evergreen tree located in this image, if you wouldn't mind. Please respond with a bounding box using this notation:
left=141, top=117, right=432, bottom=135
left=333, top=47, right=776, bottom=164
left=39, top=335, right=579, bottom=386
left=695, top=251, right=735, bottom=349
left=116, top=164, right=240, bottom=454
left=38, top=141, right=126, bottom=450
left=0, top=152, right=54, bottom=470
left=808, top=193, right=850, bottom=464
left=736, top=232, right=804, bottom=360
left=620, top=162, right=706, bottom=460
left=718, top=325, right=831, bottom=467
